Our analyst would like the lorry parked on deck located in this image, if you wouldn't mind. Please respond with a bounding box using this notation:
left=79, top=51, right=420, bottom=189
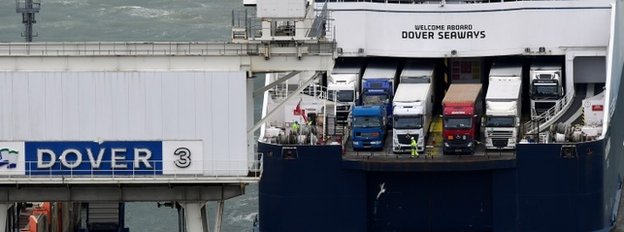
left=529, top=62, right=564, bottom=118
left=328, top=62, right=362, bottom=128
left=484, top=63, right=523, bottom=150
left=351, top=105, right=387, bottom=150
left=392, top=61, right=434, bottom=153
left=361, top=61, right=398, bottom=124
left=442, top=84, right=483, bottom=154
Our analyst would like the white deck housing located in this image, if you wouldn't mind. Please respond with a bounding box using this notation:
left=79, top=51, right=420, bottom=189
left=326, top=1, right=611, bottom=57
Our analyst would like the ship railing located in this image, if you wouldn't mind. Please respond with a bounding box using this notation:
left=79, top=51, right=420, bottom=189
left=231, top=8, right=264, bottom=41
left=250, top=152, right=264, bottom=178
left=0, top=41, right=335, bottom=57
left=267, top=73, right=333, bottom=102
left=243, top=24, right=334, bottom=42
left=241, top=3, right=333, bottom=42
left=301, top=84, right=334, bottom=102
left=522, top=91, right=575, bottom=136
left=271, top=82, right=289, bottom=99
left=0, top=160, right=262, bottom=183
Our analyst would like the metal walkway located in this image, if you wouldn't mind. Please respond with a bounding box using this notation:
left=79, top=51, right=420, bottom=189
left=0, top=41, right=334, bottom=73
left=553, top=83, right=588, bottom=126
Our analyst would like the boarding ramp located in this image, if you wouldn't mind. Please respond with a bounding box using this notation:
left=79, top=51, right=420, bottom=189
left=522, top=88, right=576, bottom=135
left=553, top=84, right=603, bottom=126
left=523, top=83, right=604, bottom=136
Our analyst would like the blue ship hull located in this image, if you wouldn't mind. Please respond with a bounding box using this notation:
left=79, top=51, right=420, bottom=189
left=258, top=138, right=621, bottom=231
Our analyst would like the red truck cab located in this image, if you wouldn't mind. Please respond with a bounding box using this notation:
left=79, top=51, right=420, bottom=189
left=442, top=84, right=482, bottom=154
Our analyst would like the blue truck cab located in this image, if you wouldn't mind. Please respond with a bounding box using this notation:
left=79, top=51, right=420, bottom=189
left=351, top=105, right=387, bottom=150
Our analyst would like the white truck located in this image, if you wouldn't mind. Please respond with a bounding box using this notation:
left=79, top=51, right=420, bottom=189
left=392, top=62, right=434, bottom=153
left=529, top=63, right=564, bottom=118
left=484, top=64, right=523, bottom=150
left=328, top=62, right=362, bottom=126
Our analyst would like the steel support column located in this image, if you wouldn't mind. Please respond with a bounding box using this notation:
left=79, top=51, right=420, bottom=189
left=180, top=202, right=208, bottom=232
left=214, top=201, right=224, bottom=232
left=0, top=203, right=11, bottom=232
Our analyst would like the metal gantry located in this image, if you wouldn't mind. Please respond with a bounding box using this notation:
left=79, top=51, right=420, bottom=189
left=15, top=0, right=41, bottom=42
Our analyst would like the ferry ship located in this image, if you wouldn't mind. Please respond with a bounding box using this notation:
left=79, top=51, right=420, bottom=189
left=253, top=0, right=624, bottom=231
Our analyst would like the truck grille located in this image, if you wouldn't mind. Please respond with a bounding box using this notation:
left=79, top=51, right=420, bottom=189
left=336, top=113, right=349, bottom=121
left=450, top=139, right=467, bottom=145
left=336, top=105, right=350, bottom=111
left=356, top=132, right=378, bottom=138
left=489, top=131, right=513, bottom=138
left=397, top=134, right=418, bottom=145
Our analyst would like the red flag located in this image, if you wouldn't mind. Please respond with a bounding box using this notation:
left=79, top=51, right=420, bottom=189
left=293, top=99, right=308, bottom=123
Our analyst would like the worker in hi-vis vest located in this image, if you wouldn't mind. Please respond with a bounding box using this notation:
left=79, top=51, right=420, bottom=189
left=410, top=137, right=419, bottom=158
left=291, top=121, right=300, bottom=134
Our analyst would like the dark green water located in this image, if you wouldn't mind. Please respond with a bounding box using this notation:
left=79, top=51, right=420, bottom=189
left=0, top=0, right=235, bottom=42
left=0, top=1, right=260, bottom=231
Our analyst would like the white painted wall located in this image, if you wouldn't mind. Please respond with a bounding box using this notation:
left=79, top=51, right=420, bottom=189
left=258, top=0, right=307, bottom=18
left=327, top=1, right=612, bottom=57
left=0, top=71, right=247, bottom=176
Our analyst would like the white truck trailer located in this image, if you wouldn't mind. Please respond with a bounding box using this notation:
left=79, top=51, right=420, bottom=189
left=328, top=62, right=362, bottom=126
left=529, top=63, right=564, bottom=118
left=484, top=64, right=523, bottom=150
left=392, top=62, right=434, bottom=153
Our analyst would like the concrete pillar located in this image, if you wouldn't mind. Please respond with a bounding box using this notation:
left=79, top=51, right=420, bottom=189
left=214, top=201, right=224, bottom=232
left=80, top=203, right=88, bottom=231
left=180, top=202, right=208, bottom=232
left=0, top=203, right=10, bottom=231
left=247, top=76, right=256, bottom=168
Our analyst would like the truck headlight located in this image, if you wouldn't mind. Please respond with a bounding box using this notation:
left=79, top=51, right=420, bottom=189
left=353, top=141, right=361, bottom=145
left=370, top=141, right=382, bottom=145
left=444, top=142, right=450, bottom=147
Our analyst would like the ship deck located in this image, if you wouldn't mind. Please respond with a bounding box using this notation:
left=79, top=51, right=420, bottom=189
left=343, top=133, right=515, bottom=162
left=342, top=119, right=516, bottom=171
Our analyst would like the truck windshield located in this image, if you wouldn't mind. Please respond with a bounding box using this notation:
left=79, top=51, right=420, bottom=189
left=329, top=90, right=355, bottom=103
left=532, top=84, right=559, bottom=98
left=362, top=95, right=388, bottom=105
left=394, top=116, right=423, bottom=129
left=486, top=116, right=514, bottom=127
left=444, top=117, right=472, bottom=129
left=353, top=116, right=382, bottom=128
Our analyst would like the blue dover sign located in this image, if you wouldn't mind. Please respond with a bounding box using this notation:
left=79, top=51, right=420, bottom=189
left=0, top=140, right=203, bottom=176
left=25, top=141, right=163, bottom=175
